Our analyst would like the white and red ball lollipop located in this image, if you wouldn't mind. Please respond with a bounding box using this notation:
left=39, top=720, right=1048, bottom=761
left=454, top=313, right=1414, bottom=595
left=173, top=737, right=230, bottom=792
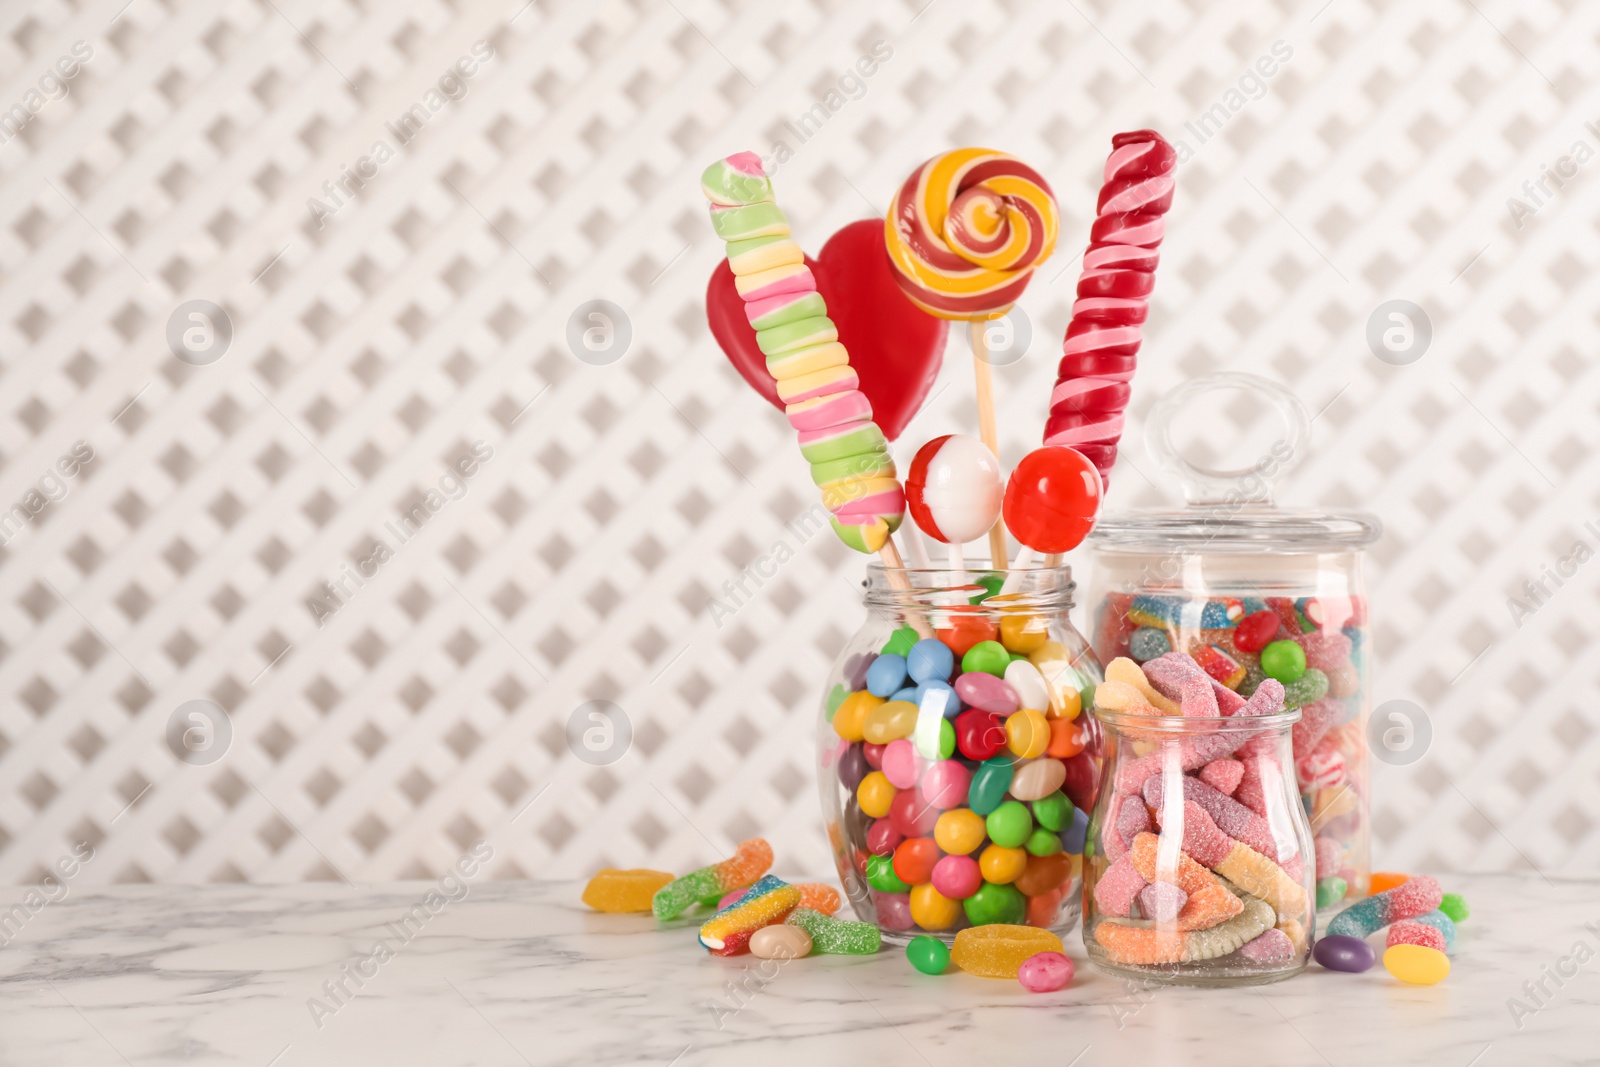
left=1002, top=445, right=1103, bottom=573
left=906, top=434, right=1004, bottom=571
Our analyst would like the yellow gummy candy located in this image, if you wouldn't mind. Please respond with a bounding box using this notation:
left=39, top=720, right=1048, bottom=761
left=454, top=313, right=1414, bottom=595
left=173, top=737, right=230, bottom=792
left=951, top=924, right=1064, bottom=978
left=582, top=868, right=675, bottom=913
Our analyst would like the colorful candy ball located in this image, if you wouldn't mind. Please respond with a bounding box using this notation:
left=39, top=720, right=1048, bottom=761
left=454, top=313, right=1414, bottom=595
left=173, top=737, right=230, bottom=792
left=1001, top=445, right=1102, bottom=554
left=1017, top=950, right=1075, bottom=992
left=906, top=434, right=1004, bottom=546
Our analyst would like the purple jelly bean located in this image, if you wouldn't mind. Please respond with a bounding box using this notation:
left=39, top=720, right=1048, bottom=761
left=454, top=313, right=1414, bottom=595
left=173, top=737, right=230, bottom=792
left=1313, top=934, right=1375, bottom=973
left=837, top=744, right=868, bottom=791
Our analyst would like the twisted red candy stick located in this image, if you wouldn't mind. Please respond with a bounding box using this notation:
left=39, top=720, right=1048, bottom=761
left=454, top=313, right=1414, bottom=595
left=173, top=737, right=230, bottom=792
left=1043, top=130, right=1177, bottom=488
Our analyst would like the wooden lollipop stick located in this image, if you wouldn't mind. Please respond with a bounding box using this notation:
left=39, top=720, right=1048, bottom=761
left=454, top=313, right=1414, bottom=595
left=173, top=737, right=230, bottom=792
left=969, top=320, right=1010, bottom=570
left=877, top=535, right=933, bottom=638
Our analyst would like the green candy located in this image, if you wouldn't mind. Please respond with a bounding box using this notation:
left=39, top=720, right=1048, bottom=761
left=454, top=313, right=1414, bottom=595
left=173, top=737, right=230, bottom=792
left=961, top=641, right=1010, bottom=677
left=1024, top=827, right=1062, bottom=857
left=881, top=626, right=918, bottom=657
left=964, top=882, right=1025, bottom=926
left=967, top=574, right=1004, bottom=605
left=1078, top=683, right=1096, bottom=711
left=1260, top=640, right=1307, bottom=683
left=985, top=800, right=1033, bottom=849
left=1237, top=664, right=1267, bottom=698
left=1032, top=794, right=1072, bottom=832
left=1282, top=668, right=1328, bottom=708
left=938, top=718, right=956, bottom=760
left=826, top=683, right=848, bottom=722
left=786, top=907, right=879, bottom=955
left=906, top=935, right=950, bottom=975
left=709, top=200, right=787, bottom=240
left=1439, top=893, right=1470, bottom=922
left=1316, top=875, right=1348, bottom=910
left=866, top=854, right=910, bottom=894
left=967, top=758, right=1014, bottom=816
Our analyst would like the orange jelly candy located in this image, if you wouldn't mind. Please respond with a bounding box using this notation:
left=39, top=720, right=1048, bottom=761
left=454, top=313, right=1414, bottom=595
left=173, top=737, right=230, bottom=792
left=582, top=868, right=674, bottom=913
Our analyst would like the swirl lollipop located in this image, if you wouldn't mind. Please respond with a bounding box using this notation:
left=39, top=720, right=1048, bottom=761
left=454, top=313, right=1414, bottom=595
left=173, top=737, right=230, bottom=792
left=1044, top=130, right=1177, bottom=490
left=886, top=149, right=1059, bottom=566
left=905, top=434, right=1003, bottom=574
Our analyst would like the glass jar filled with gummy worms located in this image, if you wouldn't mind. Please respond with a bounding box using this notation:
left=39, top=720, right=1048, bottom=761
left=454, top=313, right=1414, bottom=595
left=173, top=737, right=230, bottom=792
left=819, top=561, right=1104, bottom=943
left=1085, top=373, right=1382, bottom=908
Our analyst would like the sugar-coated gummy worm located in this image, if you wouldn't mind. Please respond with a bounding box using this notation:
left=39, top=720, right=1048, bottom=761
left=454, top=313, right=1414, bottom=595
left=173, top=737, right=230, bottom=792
left=1127, top=832, right=1243, bottom=932
left=784, top=906, right=881, bottom=955
left=1167, top=801, right=1308, bottom=921
left=1409, top=909, right=1458, bottom=952
left=652, top=838, right=774, bottom=920
left=698, top=875, right=802, bottom=956
left=1325, top=875, right=1442, bottom=939
left=1143, top=773, right=1281, bottom=862
left=1111, top=678, right=1286, bottom=793
left=796, top=882, right=842, bottom=916
left=1386, top=919, right=1447, bottom=954
left=1095, top=896, right=1275, bottom=965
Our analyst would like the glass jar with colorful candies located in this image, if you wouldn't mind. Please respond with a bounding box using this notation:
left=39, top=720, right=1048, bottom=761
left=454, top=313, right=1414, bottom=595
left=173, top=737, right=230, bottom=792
left=1085, top=373, right=1382, bottom=906
left=1084, top=704, right=1316, bottom=985
left=819, top=561, right=1103, bottom=944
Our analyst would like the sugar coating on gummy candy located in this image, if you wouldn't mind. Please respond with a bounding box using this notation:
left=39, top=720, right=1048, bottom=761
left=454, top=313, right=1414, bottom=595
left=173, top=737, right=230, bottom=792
left=1140, top=652, right=1246, bottom=715
left=796, top=883, right=842, bottom=915
left=1128, top=627, right=1170, bottom=663
left=1410, top=909, right=1458, bottom=952
left=1326, top=875, right=1442, bottom=939
left=1126, top=833, right=1242, bottom=932
left=1314, top=837, right=1342, bottom=879
left=1017, top=950, right=1075, bottom=992
left=1238, top=928, right=1296, bottom=963
left=1142, top=774, right=1280, bottom=862
left=1439, top=893, right=1470, bottom=923
left=1296, top=630, right=1352, bottom=672
left=1292, top=698, right=1341, bottom=758
left=582, top=869, right=675, bottom=913
left=951, top=924, right=1064, bottom=978
left=1092, top=853, right=1147, bottom=917
left=1386, top=920, right=1447, bottom=953
left=1102, top=658, right=1180, bottom=713
left=653, top=838, right=773, bottom=920
left=785, top=907, right=880, bottom=955
left=1282, top=668, right=1329, bottom=709
left=1198, top=759, right=1244, bottom=796
left=1295, top=736, right=1346, bottom=792
left=1116, top=794, right=1152, bottom=844
left=1096, top=896, right=1274, bottom=965
left=1111, top=678, right=1285, bottom=791
left=1137, top=881, right=1187, bottom=923
left=699, top=876, right=803, bottom=955
left=1178, top=675, right=1219, bottom=717
left=1168, top=801, right=1308, bottom=920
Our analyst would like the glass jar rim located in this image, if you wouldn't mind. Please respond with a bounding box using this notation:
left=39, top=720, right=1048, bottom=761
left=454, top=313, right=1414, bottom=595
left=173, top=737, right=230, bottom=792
left=862, top=560, right=1075, bottom=610
left=1091, top=707, right=1303, bottom=732
left=1090, top=505, right=1381, bottom=553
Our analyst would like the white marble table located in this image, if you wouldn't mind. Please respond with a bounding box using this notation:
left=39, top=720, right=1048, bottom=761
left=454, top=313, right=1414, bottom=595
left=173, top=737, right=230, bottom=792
left=0, top=872, right=1590, bottom=1065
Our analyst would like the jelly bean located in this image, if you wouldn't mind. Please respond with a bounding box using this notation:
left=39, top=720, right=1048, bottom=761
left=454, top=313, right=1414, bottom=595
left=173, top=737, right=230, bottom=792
left=1128, top=627, right=1171, bottom=663
left=1369, top=871, right=1408, bottom=895
left=1031, top=793, right=1071, bottom=832
left=936, top=718, right=956, bottom=759
left=699, top=875, right=803, bottom=955
left=1260, top=640, right=1306, bottom=683
left=881, top=739, right=923, bottom=789
left=935, top=613, right=998, bottom=657
left=832, top=690, right=882, bottom=742
left=954, top=924, right=1063, bottom=976
left=1312, top=933, right=1374, bottom=973
left=1003, top=660, right=1050, bottom=712
left=931, top=854, right=983, bottom=900
left=955, top=710, right=1006, bottom=761
left=962, top=640, right=1011, bottom=677
left=906, top=934, right=951, bottom=974
left=1238, top=928, right=1296, bottom=963
left=1009, top=756, right=1066, bottom=801
left=967, top=757, right=1014, bottom=816
left=826, top=684, right=849, bottom=720
left=844, top=652, right=875, bottom=691
left=582, top=869, right=675, bottom=913
left=1005, top=708, right=1050, bottom=758
left=888, top=788, right=938, bottom=837
left=968, top=574, right=1004, bottom=604
left=999, top=612, right=1049, bottom=654
left=985, top=800, right=1033, bottom=848
left=1024, top=827, right=1062, bottom=857
left=978, top=844, right=1028, bottom=885
left=652, top=838, right=774, bottom=920
left=963, top=882, right=1026, bottom=927
left=864, top=700, right=918, bottom=744
left=1025, top=887, right=1065, bottom=928
left=1282, top=668, right=1328, bottom=709
left=1316, top=876, right=1347, bottom=910
left=1233, top=609, right=1280, bottom=653
left=876, top=892, right=914, bottom=931
left=1387, top=920, right=1446, bottom=953
left=862, top=742, right=889, bottom=771
left=934, top=808, right=986, bottom=855
left=881, top=626, right=918, bottom=657
left=1015, top=851, right=1072, bottom=896
left=955, top=672, right=1020, bottom=714
left=912, top=680, right=961, bottom=719
left=1045, top=717, right=1087, bottom=758
left=909, top=882, right=962, bottom=930
left=919, top=760, right=971, bottom=809
left=1018, top=950, right=1075, bottom=992
left=836, top=744, right=869, bottom=791
left=750, top=924, right=812, bottom=960
left=866, top=653, right=909, bottom=697
left=1059, top=751, right=1099, bottom=814
left=1061, top=806, right=1089, bottom=855
left=1439, top=893, right=1469, bottom=922
left=866, top=853, right=911, bottom=894
left=1384, top=943, right=1449, bottom=985
left=906, top=638, right=954, bottom=683
left=866, top=819, right=902, bottom=856
left=786, top=907, right=880, bottom=955
left=1327, top=875, right=1442, bottom=939
left=856, top=771, right=895, bottom=819
left=1137, top=881, right=1187, bottom=923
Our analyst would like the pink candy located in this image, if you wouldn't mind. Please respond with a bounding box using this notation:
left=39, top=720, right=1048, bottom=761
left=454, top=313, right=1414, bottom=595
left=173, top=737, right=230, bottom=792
left=919, top=760, right=972, bottom=809
left=1144, top=773, right=1280, bottom=862
left=931, top=854, right=982, bottom=900
left=1112, top=679, right=1286, bottom=792
left=876, top=892, right=914, bottom=930
left=1171, top=799, right=1232, bottom=867
left=882, top=739, right=924, bottom=789
left=1296, top=630, right=1352, bottom=672
left=867, top=819, right=903, bottom=856
left=1295, top=736, right=1345, bottom=792
left=1387, top=920, right=1446, bottom=953
left=1142, top=652, right=1245, bottom=714
left=954, top=673, right=1019, bottom=714
left=1018, top=951, right=1075, bottom=992
left=1291, top=697, right=1340, bottom=757
left=1093, top=853, right=1148, bottom=917
left=1116, top=795, right=1153, bottom=848
left=1239, top=928, right=1295, bottom=963
left=1315, top=836, right=1342, bottom=879
left=1198, top=758, right=1243, bottom=796
left=1137, top=881, right=1187, bottom=922
left=1179, top=675, right=1219, bottom=718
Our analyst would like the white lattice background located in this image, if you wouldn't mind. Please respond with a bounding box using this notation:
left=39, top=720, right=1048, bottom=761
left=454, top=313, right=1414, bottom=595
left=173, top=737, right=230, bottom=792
left=0, top=0, right=1596, bottom=887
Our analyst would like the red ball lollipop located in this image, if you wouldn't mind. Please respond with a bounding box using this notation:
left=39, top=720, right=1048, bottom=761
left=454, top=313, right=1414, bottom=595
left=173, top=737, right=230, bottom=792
left=1003, top=445, right=1103, bottom=555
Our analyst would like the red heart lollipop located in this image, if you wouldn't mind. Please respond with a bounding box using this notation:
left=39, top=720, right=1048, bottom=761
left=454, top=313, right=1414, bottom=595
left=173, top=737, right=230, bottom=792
left=706, top=218, right=947, bottom=441
left=1003, top=445, right=1103, bottom=554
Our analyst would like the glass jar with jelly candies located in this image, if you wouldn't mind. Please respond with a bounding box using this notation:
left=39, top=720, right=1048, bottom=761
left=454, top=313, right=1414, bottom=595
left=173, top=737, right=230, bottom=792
left=1085, top=372, right=1381, bottom=906
left=819, top=560, right=1103, bottom=944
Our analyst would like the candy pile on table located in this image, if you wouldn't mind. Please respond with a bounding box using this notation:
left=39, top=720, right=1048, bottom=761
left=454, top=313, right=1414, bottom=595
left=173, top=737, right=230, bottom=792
left=1313, top=873, right=1469, bottom=986
left=1086, top=650, right=1313, bottom=972
left=1094, top=592, right=1369, bottom=906
left=828, top=614, right=1098, bottom=941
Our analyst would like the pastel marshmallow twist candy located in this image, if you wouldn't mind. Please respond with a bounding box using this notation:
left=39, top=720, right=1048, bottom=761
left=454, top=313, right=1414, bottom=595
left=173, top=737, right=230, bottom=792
left=1169, top=800, right=1308, bottom=921
left=1326, top=875, right=1443, bottom=939
left=698, top=875, right=802, bottom=956
left=702, top=154, right=905, bottom=553
left=784, top=906, right=881, bottom=955
left=652, top=837, right=774, bottom=920
left=884, top=148, right=1059, bottom=319
left=1043, top=130, right=1177, bottom=487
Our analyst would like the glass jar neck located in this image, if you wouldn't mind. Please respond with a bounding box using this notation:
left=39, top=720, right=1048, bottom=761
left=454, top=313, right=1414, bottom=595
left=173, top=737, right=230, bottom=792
left=862, top=561, right=1075, bottom=613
